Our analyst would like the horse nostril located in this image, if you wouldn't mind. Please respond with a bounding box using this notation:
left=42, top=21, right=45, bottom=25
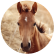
left=28, top=43, right=30, bottom=48
left=21, top=42, right=30, bottom=49
left=21, top=43, right=23, bottom=48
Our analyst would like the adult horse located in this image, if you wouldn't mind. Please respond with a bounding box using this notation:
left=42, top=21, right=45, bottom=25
left=17, top=2, right=51, bottom=53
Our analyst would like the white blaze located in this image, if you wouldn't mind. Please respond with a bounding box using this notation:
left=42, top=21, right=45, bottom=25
left=25, top=17, right=27, bottom=22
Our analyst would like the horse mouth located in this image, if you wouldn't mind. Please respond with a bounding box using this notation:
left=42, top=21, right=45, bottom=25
left=22, top=47, right=30, bottom=52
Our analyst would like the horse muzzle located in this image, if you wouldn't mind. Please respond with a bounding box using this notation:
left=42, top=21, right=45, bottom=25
left=21, top=42, right=31, bottom=52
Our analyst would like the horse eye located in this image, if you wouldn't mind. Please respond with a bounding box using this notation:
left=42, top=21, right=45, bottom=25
left=33, top=22, right=36, bottom=26
left=17, top=22, right=20, bottom=25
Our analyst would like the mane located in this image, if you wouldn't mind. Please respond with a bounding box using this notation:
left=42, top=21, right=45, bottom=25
left=36, top=23, right=45, bottom=33
left=23, top=4, right=30, bottom=12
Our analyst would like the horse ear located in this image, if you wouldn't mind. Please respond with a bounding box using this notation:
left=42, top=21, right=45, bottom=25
left=31, top=2, right=37, bottom=14
left=17, top=2, right=23, bottom=14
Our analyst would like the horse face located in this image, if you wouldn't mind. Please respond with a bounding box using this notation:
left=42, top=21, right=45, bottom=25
left=17, top=2, right=37, bottom=52
left=18, top=12, right=36, bottom=52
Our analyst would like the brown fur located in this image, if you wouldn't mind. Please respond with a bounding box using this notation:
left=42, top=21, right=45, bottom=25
left=27, top=26, right=51, bottom=53
left=17, top=2, right=51, bottom=53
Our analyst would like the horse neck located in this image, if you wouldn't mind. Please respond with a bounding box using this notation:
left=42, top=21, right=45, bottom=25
left=29, top=26, right=51, bottom=53
left=33, top=27, right=51, bottom=51
left=34, top=31, right=40, bottom=51
left=29, top=28, right=40, bottom=53
left=38, top=31, right=50, bottom=49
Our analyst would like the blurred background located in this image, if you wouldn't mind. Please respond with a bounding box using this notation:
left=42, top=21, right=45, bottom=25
left=1, top=1, right=54, bottom=53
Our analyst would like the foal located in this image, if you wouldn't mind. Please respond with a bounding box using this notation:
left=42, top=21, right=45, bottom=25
left=17, top=2, right=51, bottom=53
